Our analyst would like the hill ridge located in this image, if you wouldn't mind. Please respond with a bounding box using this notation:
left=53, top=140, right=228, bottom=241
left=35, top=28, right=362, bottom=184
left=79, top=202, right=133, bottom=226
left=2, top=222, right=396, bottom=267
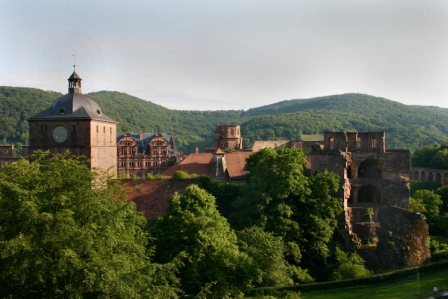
left=1, top=86, right=448, bottom=153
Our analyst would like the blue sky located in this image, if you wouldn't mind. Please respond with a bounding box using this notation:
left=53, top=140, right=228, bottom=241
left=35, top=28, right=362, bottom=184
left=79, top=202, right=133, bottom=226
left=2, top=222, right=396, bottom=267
left=1, top=0, right=447, bottom=110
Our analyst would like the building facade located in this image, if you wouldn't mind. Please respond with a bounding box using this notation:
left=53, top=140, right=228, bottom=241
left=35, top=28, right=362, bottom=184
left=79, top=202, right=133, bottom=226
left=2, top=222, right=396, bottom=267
left=27, top=71, right=118, bottom=175
left=117, top=130, right=178, bottom=178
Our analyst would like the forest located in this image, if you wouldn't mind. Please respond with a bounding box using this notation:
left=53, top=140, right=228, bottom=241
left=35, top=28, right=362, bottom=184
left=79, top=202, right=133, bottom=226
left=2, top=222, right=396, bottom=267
left=1, top=87, right=448, bottom=155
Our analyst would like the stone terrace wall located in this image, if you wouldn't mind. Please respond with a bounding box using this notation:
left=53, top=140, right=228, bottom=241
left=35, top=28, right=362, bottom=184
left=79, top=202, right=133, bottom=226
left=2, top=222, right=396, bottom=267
left=124, top=179, right=196, bottom=219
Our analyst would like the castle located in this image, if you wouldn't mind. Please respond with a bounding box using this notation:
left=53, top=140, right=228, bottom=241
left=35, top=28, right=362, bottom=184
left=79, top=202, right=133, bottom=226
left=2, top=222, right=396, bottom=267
left=1, top=71, right=431, bottom=266
left=22, top=70, right=178, bottom=177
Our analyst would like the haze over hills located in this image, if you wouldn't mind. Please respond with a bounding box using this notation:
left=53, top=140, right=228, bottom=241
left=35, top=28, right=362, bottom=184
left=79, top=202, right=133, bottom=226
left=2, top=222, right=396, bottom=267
left=1, top=86, right=448, bottom=154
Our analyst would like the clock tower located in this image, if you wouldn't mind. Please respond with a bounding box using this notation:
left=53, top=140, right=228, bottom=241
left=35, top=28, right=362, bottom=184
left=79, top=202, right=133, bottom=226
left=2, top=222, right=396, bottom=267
left=28, top=70, right=117, bottom=176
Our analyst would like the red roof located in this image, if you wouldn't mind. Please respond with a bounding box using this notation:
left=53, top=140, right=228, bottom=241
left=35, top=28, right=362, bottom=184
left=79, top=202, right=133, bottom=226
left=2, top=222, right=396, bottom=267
left=224, top=152, right=252, bottom=180
left=164, top=153, right=213, bottom=177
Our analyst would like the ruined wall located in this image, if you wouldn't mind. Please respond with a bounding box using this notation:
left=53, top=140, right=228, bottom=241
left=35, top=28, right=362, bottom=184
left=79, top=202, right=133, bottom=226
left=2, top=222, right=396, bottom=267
left=213, top=125, right=242, bottom=150
left=374, top=207, right=431, bottom=268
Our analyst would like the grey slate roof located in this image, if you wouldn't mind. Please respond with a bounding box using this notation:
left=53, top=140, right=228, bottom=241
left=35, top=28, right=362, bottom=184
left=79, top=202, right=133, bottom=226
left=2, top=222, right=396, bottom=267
left=28, top=91, right=116, bottom=123
left=69, top=71, right=82, bottom=80
left=117, top=133, right=176, bottom=153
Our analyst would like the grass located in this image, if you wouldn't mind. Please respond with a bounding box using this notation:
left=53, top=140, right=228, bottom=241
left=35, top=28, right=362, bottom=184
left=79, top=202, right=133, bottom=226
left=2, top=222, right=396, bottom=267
left=299, top=268, right=448, bottom=299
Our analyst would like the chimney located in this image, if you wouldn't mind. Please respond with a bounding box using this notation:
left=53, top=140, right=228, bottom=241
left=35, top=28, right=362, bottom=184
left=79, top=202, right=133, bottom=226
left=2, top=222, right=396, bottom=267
left=195, top=147, right=199, bottom=154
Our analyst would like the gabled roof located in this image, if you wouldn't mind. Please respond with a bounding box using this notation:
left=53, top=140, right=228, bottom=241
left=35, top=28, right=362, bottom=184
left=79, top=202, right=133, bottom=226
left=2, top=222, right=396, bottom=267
left=117, top=132, right=175, bottom=153
left=164, top=153, right=213, bottom=177
left=224, top=152, right=252, bottom=180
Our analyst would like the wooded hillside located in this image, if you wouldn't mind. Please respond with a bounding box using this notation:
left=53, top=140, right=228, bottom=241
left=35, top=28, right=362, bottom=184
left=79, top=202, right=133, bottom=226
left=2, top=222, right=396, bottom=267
left=1, top=87, right=448, bottom=154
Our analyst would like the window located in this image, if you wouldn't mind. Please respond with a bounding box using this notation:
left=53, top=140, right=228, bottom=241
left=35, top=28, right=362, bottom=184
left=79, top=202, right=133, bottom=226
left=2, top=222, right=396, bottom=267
left=96, top=126, right=99, bottom=132
left=356, top=137, right=361, bottom=150
left=329, top=137, right=334, bottom=149
left=372, top=138, right=377, bottom=148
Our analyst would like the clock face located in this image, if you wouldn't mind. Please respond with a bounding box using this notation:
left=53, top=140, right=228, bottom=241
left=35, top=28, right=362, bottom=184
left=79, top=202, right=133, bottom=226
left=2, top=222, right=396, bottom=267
left=53, top=126, right=68, bottom=143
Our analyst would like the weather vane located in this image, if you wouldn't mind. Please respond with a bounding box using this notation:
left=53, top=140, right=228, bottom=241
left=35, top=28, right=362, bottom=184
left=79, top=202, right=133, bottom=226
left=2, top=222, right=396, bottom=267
left=73, top=54, right=76, bottom=71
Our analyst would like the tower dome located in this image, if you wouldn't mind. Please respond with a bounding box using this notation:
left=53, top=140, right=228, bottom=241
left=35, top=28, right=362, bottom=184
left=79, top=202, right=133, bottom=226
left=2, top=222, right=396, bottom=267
left=28, top=71, right=116, bottom=123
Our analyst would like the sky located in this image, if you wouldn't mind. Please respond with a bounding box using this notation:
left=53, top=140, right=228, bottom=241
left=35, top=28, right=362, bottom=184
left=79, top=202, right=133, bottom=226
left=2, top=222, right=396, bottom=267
left=1, top=0, right=447, bottom=111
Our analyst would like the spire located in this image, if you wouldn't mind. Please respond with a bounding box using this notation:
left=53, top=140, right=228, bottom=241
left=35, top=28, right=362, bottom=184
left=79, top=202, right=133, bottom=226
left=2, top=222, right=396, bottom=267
left=68, top=57, right=82, bottom=93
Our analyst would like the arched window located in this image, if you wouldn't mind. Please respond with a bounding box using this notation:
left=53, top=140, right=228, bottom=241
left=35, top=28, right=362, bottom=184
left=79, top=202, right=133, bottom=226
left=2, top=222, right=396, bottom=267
left=414, top=171, right=419, bottom=181
left=358, top=159, right=381, bottom=179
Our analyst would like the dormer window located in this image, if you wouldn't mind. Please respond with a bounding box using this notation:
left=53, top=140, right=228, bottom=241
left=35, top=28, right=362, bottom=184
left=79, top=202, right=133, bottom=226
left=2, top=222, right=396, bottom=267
left=96, top=109, right=101, bottom=115
left=60, top=107, right=65, bottom=114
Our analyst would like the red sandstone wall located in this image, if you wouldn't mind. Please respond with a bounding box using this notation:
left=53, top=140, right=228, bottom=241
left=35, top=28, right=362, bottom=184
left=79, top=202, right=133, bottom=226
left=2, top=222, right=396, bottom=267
left=124, top=179, right=197, bottom=219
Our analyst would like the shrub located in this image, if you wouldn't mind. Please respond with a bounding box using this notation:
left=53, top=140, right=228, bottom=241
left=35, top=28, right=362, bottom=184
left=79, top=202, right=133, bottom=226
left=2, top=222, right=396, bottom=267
left=172, top=170, right=189, bottom=180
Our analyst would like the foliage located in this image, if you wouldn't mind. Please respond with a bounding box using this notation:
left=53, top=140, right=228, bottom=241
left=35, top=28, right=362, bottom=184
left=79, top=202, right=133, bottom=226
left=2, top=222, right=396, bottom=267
left=410, top=180, right=442, bottom=196
left=410, top=189, right=443, bottom=219
left=198, top=174, right=242, bottom=218
left=329, top=247, right=372, bottom=280
left=241, top=94, right=448, bottom=151
left=0, top=151, right=175, bottom=298
left=230, top=147, right=343, bottom=276
left=146, top=173, right=165, bottom=180
left=237, top=226, right=311, bottom=288
left=412, top=143, right=448, bottom=169
left=171, top=170, right=189, bottom=179
left=148, top=185, right=259, bottom=298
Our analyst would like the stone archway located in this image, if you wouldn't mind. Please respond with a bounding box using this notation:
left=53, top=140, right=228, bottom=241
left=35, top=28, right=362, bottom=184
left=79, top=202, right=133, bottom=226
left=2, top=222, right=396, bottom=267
left=421, top=171, right=426, bottom=181
left=428, top=172, right=434, bottom=181
left=358, top=159, right=381, bottom=179
left=358, top=185, right=382, bottom=205
left=414, top=171, right=419, bottom=181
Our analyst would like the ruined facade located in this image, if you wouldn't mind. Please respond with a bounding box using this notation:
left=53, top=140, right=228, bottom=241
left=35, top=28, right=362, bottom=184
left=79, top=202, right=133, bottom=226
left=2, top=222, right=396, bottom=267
left=306, top=131, right=430, bottom=266
left=117, top=130, right=178, bottom=178
left=213, top=125, right=243, bottom=150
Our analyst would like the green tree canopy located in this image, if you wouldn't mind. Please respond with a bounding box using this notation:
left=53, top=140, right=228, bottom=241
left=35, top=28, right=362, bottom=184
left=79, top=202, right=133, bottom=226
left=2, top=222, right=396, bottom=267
left=0, top=151, right=175, bottom=298
left=330, top=247, right=372, bottom=281
left=148, top=185, right=259, bottom=298
left=237, top=226, right=312, bottom=287
left=230, top=148, right=343, bottom=273
left=410, top=189, right=443, bottom=220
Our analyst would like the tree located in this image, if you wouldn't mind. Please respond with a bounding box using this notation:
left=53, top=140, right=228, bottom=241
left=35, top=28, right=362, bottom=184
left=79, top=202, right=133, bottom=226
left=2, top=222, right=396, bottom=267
left=410, top=189, right=443, bottom=219
left=148, top=185, right=259, bottom=298
left=237, top=226, right=312, bottom=287
left=0, top=151, right=175, bottom=298
left=330, top=247, right=372, bottom=280
left=230, top=148, right=343, bottom=274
